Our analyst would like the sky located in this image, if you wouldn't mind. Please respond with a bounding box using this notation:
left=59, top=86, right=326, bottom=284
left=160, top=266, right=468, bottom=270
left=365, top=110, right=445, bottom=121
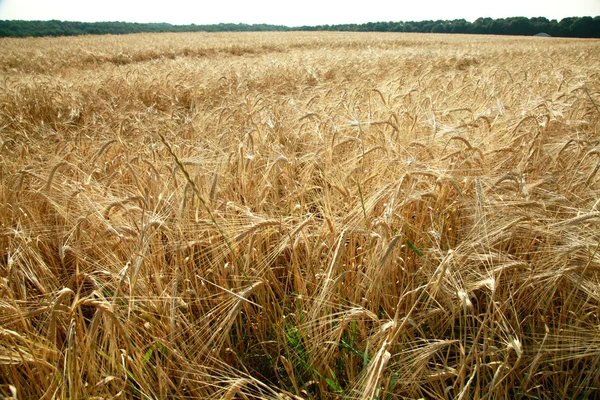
left=0, top=0, right=598, bottom=27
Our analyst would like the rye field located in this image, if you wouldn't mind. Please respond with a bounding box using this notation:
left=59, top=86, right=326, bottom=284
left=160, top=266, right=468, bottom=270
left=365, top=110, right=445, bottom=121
left=1, top=31, right=600, bottom=399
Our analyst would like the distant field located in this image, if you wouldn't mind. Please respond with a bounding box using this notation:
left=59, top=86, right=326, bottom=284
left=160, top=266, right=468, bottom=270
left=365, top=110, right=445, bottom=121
left=1, top=32, right=599, bottom=399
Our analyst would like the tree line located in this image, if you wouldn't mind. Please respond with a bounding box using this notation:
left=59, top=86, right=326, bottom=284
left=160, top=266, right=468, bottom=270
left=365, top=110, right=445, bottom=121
left=299, top=16, right=600, bottom=38
left=0, top=16, right=599, bottom=38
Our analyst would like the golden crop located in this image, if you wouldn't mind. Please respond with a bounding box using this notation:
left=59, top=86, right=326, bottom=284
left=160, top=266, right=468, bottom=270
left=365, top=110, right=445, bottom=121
left=1, top=31, right=599, bottom=399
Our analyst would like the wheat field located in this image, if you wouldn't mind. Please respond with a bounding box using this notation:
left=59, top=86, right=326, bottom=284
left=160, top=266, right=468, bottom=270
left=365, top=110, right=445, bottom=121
left=1, top=31, right=599, bottom=399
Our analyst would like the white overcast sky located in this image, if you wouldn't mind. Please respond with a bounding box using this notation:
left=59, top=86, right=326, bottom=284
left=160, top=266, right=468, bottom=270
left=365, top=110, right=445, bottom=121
left=0, top=0, right=598, bottom=27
